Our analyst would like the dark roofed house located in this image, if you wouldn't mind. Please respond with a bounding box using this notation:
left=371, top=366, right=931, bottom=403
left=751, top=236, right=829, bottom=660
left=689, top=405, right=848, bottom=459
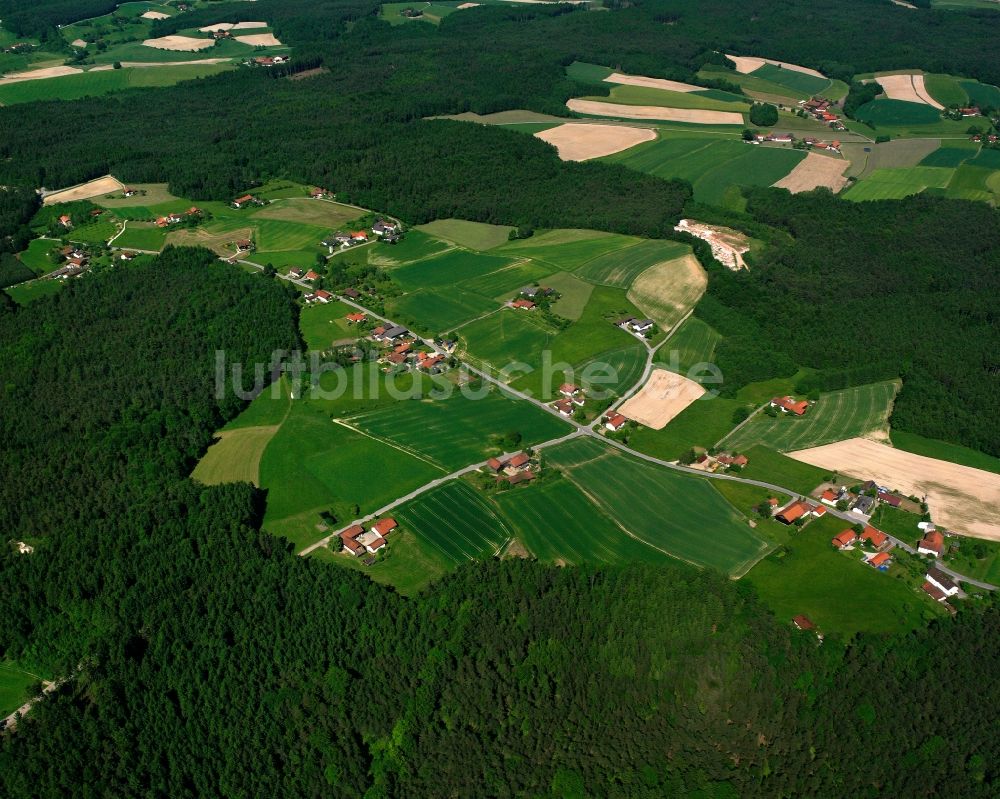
left=851, top=495, right=876, bottom=516
left=877, top=490, right=902, bottom=508
left=520, top=286, right=541, bottom=298
left=288, top=267, right=306, bottom=279
left=507, top=470, right=536, bottom=486
left=343, top=287, right=360, bottom=299
left=925, top=566, right=959, bottom=597
left=383, top=325, right=409, bottom=340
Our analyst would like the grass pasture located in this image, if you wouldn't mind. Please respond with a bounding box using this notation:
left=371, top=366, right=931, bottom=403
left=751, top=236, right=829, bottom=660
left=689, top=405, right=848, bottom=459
left=923, top=73, right=968, bottom=107
left=843, top=166, right=953, bottom=200
left=543, top=271, right=593, bottom=320
left=113, top=222, right=168, bottom=251
left=191, top=426, right=279, bottom=486
left=494, top=477, right=672, bottom=565
left=589, top=84, right=750, bottom=112
left=415, top=218, right=514, bottom=251
left=574, top=239, right=689, bottom=287
left=252, top=199, right=362, bottom=229
left=367, top=230, right=451, bottom=267
left=459, top=309, right=555, bottom=370
left=5, top=280, right=62, bottom=305
left=627, top=395, right=745, bottom=462
left=854, top=98, right=943, bottom=126
left=960, top=79, right=1000, bottom=109
left=388, top=287, right=499, bottom=333
left=919, top=146, right=976, bottom=168
left=299, top=299, right=358, bottom=351
left=720, top=381, right=899, bottom=453
left=545, top=437, right=769, bottom=575
left=737, top=445, right=834, bottom=495
left=457, top=260, right=554, bottom=300
left=660, top=316, right=721, bottom=373
left=342, top=389, right=570, bottom=471
left=565, top=61, right=614, bottom=85
left=626, top=252, right=705, bottom=330
left=394, top=481, right=513, bottom=564
left=749, top=63, right=832, bottom=97
left=16, top=239, right=60, bottom=274
left=890, top=431, right=1000, bottom=475
left=496, top=229, right=639, bottom=271
left=0, top=662, right=38, bottom=718
left=391, top=249, right=517, bottom=291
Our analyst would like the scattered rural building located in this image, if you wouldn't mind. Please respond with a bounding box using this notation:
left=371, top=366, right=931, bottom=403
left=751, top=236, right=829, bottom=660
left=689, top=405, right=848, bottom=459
left=342, top=287, right=360, bottom=299
left=792, top=615, right=815, bottom=631
left=877, top=490, right=902, bottom=508
left=832, top=529, right=858, bottom=549
left=604, top=412, right=627, bottom=432
left=59, top=214, right=72, bottom=228
left=372, top=518, right=398, bottom=537
left=119, top=251, right=138, bottom=261
left=340, top=524, right=367, bottom=556
left=918, top=529, right=945, bottom=558
left=505, top=452, right=531, bottom=475
left=313, top=289, right=333, bottom=304
left=311, top=187, right=332, bottom=199
left=416, top=352, right=445, bottom=372
left=511, top=299, right=536, bottom=310
left=925, top=567, right=959, bottom=597
left=235, top=239, right=254, bottom=252
left=770, top=395, right=809, bottom=416
left=304, top=270, right=321, bottom=282
left=350, top=230, right=369, bottom=242
left=559, top=383, right=580, bottom=397
left=867, top=551, right=892, bottom=570
left=775, top=500, right=812, bottom=525
left=860, top=525, right=889, bottom=549
left=553, top=398, right=574, bottom=417
left=232, top=194, right=259, bottom=209
left=254, top=55, right=289, bottom=66
left=506, top=470, right=536, bottom=486
left=288, top=267, right=305, bottom=279
left=346, top=312, right=367, bottom=324
left=372, top=219, right=398, bottom=236
left=960, top=106, right=981, bottom=117
left=716, top=453, right=748, bottom=468
left=819, top=488, right=841, bottom=505
left=851, top=495, right=876, bottom=516
left=380, top=325, right=409, bottom=341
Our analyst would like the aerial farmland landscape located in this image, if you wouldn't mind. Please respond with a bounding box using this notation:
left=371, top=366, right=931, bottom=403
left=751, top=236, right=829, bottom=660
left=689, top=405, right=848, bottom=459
left=0, top=0, right=999, bottom=796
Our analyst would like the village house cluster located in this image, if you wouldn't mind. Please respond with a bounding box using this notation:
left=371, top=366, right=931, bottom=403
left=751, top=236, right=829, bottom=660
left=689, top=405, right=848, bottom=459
left=797, top=97, right=847, bottom=130
left=614, top=315, right=655, bottom=338
left=155, top=207, right=201, bottom=227
left=509, top=284, right=557, bottom=311
left=340, top=517, right=397, bottom=559
left=483, top=451, right=537, bottom=486
left=552, top=383, right=585, bottom=417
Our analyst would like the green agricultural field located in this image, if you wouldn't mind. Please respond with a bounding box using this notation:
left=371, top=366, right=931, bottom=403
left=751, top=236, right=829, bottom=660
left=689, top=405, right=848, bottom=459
left=224, top=378, right=294, bottom=431
left=299, top=300, right=358, bottom=351
left=0, top=63, right=233, bottom=105
left=745, top=516, right=942, bottom=636
left=843, top=166, right=953, bottom=200
left=5, top=280, right=62, bottom=305
left=853, top=98, right=943, bottom=126
left=543, top=271, right=593, bottom=320
left=627, top=253, right=705, bottom=330
left=841, top=138, right=941, bottom=179
left=923, top=74, right=968, bottom=107
left=367, top=230, right=452, bottom=267
left=607, top=136, right=805, bottom=205
left=113, top=223, right=168, bottom=251
left=96, top=183, right=181, bottom=208
left=68, top=218, right=119, bottom=245
left=659, top=316, right=721, bottom=373
left=416, top=218, right=514, bottom=250
left=891, top=431, right=1000, bottom=475
left=942, top=536, right=1000, bottom=585
left=545, top=437, right=769, bottom=575
left=190, top=426, right=280, bottom=486
left=251, top=249, right=327, bottom=270
left=944, top=164, right=997, bottom=201
left=457, top=260, right=554, bottom=300
left=591, top=344, right=648, bottom=400
left=496, top=229, right=639, bottom=271
left=960, top=79, right=1000, bottom=108
left=575, top=239, right=690, bottom=287
left=388, top=287, right=499, bottom=333
left=719, top=381, right=899, bottom=453
left=627, top=396, right=746, bottom=462
left=0, top=662, right=39, bottom=718
left=494, top=477, right=672, bottom=565
left=260, top=402, right=444, bottom=552
left=565, top=61, right=614, bottom=85
left=392, top=249, right=517, bottom=291
left=394, top=481, right=514, bottom=564
left=919, top=146, right=976, bottom=167
left=460, top=309, right=556, bottom=371
left=749, top=63, right=832, bottom=97
left=253, top=218, right=330, bottom=252
left=586, top=84, right=750, bottom=112
left=252, top=199, right=362, bottom=229
left=16, top=239, right=61, bottom=274
left=342, top=388, right=570, bottom=471
left=737, top=445, right=837, bottom=495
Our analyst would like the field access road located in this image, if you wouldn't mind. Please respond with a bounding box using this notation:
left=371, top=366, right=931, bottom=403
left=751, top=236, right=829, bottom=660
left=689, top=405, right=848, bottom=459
left=232, top=253, right=996, bottom=591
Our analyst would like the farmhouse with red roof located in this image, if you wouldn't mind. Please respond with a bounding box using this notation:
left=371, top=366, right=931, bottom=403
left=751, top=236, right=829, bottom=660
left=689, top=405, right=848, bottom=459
left=770, top=396, right=809, bottom=416
left=604, top=412, right=627, bottom=431
left=832, top=529, right=857, bottom=549
left=918, top=529, right=945, bottom=558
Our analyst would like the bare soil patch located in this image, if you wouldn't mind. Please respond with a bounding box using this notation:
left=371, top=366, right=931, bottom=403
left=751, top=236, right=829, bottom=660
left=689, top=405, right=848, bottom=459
left=772, top=151, right=850, bottom=193
left=1, top=65, right=83, bottom=83
left=457, top=2, right=480, bottom=7
left=618, top=369, right=706, bottom=430
left=535, top=122, right=656, bottom=161
left=141, top=10, right=170, bottom=20
left=725, top=55, right=826, bottom=79
left=673, top=219, right=750, bottom=270
left=44, top=175, right=124, bottom=205
left=142, top=35, right=215, bottom=51
left=788, top=437, right=1000, bottom=541
left=567, top=99, right=743, bottom=125
left=199, top=22, right=233, bottom=31
left=71, top=38, right=88, bottom=48
left=875, top=73, right=944, bottom=109
left=604, top=72, right=703, bottom=93
left=234, top=33, right=281, bottom=46
left=232, top=21, right=268, bottom=29
left=288, top=67, right=328, bottom=80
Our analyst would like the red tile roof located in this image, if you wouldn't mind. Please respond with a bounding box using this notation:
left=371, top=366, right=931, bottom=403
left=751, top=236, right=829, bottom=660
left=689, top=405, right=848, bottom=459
left=342, top=525, right=365, bottom=539
left=792, top=615, right=815, bottom=630
left=508, top=452, right=530, bottom=469
left=605, top=412, right=626, bottom=430
left=832, top=530, right=856, bottom=548
left=919, top=530, right=945, bottom=555
left=373, top=518, right=397, bottom=536
left=314, top=289, right=332, bottom=300
left=234, top=194, right=254, bottom=204
left=777, top=501, right=809, bottom=523
left=772, top=396, right=809, bottom=415
left=821, top=489, right=838, bottom=502
left=922, top=581, right=946, bottom=602
left=508, top=470, right=536, bottom=485
left=486, top=457, right=504, bottom=471
left=559, top=383, right=579, bottom=395
left=304, top=270, right=320, bottom=280
left=346, top=312, right=366, bottom=322
left=342, top=537, right=365, bottom=555
left=861, top=525, right=888, bottom=548
left=511, top=299, right=535, bottom=310
left=869, top=552, right=892, bottom=568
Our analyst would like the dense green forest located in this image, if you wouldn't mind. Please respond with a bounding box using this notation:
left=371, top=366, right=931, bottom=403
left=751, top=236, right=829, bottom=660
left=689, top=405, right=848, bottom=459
left=699, top=191, right=1000, bottom=457
left=0, top=252, right=997, bottom=796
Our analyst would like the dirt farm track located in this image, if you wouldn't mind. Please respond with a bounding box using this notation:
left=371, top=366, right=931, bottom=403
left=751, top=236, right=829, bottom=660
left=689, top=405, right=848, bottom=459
left=788, top=437, right=1000, bottom=541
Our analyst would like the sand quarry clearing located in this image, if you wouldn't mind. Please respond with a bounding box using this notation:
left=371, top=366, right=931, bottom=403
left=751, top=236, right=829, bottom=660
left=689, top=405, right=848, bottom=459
left=567, top=99, right=743, bottom=125
left=143, top=35, right=215, bottom=51
left=788, top=437, right=1000, bottom=541
left=772, top=151, right=850, bottom=193
left=234, top=33, right=282, bottom=46
left=141, top=10, right=171, bottom=20
left=44, top=175, right=124, bottom=205
left=618, top=369, right=706, bottom=430
left=535, top=122, right=656, bottom=161
left=725, top=55, right=826, bottom=79
left=874, top=73, right=944, bottom=109
left=604, top=72, right=705, bottom=93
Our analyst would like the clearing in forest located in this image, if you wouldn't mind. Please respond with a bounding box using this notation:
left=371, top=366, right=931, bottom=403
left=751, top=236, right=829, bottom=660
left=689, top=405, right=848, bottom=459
left=725, top=55, right=826, bottom=79
left=875, top=72, right=944, bottom=109
left=43, top=175, right=124, bottom=204
left=191, top=426, right=281, bottom=486
left=535, top=122, right=656, bottom=161
left=618, top=369, right=706, bottom=430
left=788, top=437, right=1000, bottom=541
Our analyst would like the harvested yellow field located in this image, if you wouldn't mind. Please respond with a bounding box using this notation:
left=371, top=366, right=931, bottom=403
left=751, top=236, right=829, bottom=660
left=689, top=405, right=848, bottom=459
left=141, top=10, right=171, bottom=20
left=627, top=254, right=706, bottom=330
left=618, top=369, right=706, bottom=430
left=234, top=33, right=282, bottom=46
left=725, top=54, right=826, bottom=79
left=874, top=73, right=943, bottom=109
left=44, top=175, right=124, bottom=205
left=772, top=151, right=850, bottom=193
left=232, top=21, right=268, bottom=29
left=604, top=72, right=703, bottom=93
left=191, top=426, right=280, bottom=486
left=199, top=22, right=233, bottom=31
left=535, top=122, right=656, bottom=161
left=1, top=65, right=83, bottom=83
left=457, top=2, right=480, bottom=7
left=566, top=99, right=743, bottom=125
left=142, top=35, right=216, bottom=51
left=787, top=437, right=1000, bottom=541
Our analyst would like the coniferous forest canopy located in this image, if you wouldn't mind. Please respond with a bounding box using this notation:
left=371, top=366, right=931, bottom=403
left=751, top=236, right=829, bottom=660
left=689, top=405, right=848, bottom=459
left=2, top=0, right=1000, bottom=795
